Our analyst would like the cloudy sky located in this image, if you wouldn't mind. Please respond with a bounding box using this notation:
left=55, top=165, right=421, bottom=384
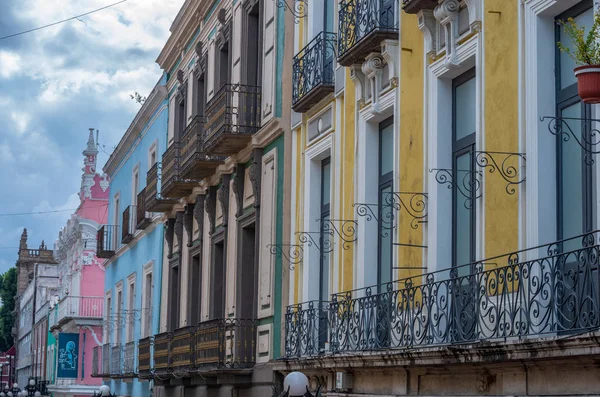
left=0, top=0, right=184, bottom=274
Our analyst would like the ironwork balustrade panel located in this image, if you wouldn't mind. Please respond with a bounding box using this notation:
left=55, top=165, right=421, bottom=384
left=338, top=0, right=398, bottom=65
left=111, top=344, right=122, bottom=376
left=285, top=301, right=330, bottom=358
left=138, top=337, right=152, bottom=376
left=292, top=32, right=337, bottom=111
left=102, top=343, right=111, bottom=376
left=97, top=225, right=119, bottom=258
left=153, top=332, right=171, bottom=372
left=195, top=318, right=257, bottom=369
left=171, top=326, right=193, bottom=371
left=286, top=232, right=600, bottom=356
left=92, top=345, right=101, bottom=377
left=123, top=341, right=137, bottom=375
left=161, top=143, right=182, bottom=195
left=181, top=115, right=204, bottom=169
left=121, top=206, right=136, bottom=244
left=136, top=188, right=151, bottom=229
left=204, top=84, right=261, bottom=152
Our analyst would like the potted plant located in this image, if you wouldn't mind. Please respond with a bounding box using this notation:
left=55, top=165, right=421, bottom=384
left=558, top=12, right=600, bottom=104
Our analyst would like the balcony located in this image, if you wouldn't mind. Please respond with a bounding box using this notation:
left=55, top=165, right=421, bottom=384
left=97, top=225, right=119, bottom=258
left=136, top=188, right=152, bottom=229
left=110, top=344, right=121, bottom=377
left=92, top=345, right=107, bottom=378
left=121, top=206, right=136, bottom=244
left=161, top=143, right=197, bottom=198
left=204, top=84, right=261, bottom=156
left=147, top=319, right=256, bottom=377
left=401, top=0, right=438, bottom=14
left=292, top=32, right=337, bottom=113
left=285, top=231, right=600, bottom=357
left=138, top=337, right=153, bottom=379
left=50, top=296, right=104, bottom=331
left=102, top=343, right=111, bottom=377
left=180, top=116, right=224, bottom=180
left=145, top=163, right=177, bottom=212
left=123, top=341, right=137, bottom=377
left=338, top=0, right=398, bottom=66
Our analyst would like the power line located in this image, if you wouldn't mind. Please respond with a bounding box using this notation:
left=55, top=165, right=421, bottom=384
left=0, top=203, right=108, bottom=217
left=0, top=0, right=128, bottom=41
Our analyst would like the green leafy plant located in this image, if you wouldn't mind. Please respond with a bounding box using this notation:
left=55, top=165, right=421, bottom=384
left=558, top=12, right=600, bottom=66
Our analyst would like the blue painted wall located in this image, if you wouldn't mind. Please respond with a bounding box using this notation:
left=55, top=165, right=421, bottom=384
left=103, top=77, right=168, bottom=397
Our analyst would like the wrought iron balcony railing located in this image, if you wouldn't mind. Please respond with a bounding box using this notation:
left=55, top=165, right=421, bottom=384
left=50, top=296, right=104, bottom=330
left=143, top=319, right=256, bottom=378
left=136, top=188, right=152, bottom=229
left=97, top=225, right=119, bottom=258
left=110, top=344, right=122, bottom=377
left=138, top=336, right=153, bottom=379
left=180, top=116, right=224, bottom=180
left=122, top=341, right=137, bottom=377
left=102, top=343, right=111, bottom=376
left=146, top=163, right=177, bottom=212
left=161, top=142, right=198, bottom=198
left=286, top=231, right=600, bottom=357
left=401, top=0, right=438, bottom=14
left=121, top=206, right=136, bottom=244
left=204, top=84, right=261, bottom=156
left=92, top=345, right=102, bottom=377
left=338, top=0, right=398, bottom=66
left=285, top=301, right=330, bottom=358
left=292, top=32, right=337, bottom=113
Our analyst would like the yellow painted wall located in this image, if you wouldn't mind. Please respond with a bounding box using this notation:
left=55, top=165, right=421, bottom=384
left=340, top=72, right=356, bottom=293
left=397, top=12, right=425, bottom=281
left=483, top=0, right=520, bottom=261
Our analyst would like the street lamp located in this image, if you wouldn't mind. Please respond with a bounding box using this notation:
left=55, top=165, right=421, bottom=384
left=277, top=372, right=321, bottom=397
left=92, top=385, right=116, bottom=397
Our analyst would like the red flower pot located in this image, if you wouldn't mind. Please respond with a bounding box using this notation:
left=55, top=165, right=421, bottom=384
left=575, top=65, right=600, bottom=104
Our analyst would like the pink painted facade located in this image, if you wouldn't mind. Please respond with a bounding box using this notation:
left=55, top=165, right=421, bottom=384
left=48, top=131, right=109, bottom=397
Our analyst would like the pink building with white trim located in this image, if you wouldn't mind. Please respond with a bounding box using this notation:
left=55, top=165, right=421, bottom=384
left=47, top=130, right=109, bottom=397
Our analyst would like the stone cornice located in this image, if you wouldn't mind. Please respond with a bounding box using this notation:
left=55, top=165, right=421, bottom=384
left=273, top=332, right=600, bottom=372
left=156, top=0, right=214, bottom=72
left=103, top=83, right=167, bottom=176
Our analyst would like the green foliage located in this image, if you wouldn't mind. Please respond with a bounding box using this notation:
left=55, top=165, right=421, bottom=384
left=0, top=268, right=17, bottom=351
left=558, top=13, right=600, bottom=66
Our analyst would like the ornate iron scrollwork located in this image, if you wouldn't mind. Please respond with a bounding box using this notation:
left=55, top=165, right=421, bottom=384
left=385, top=192, right=428, bottom=229
left=296, top=230, right=335, bottom=253
left=474, top=151, right=525, bottom=195
left=268, top=244, right=304, bottom=270
left=275, top=0, right=308, bottom=23
left=320, top=219, right=358, bottom=250
left=430, top=168, right=482, bottom=209
left=541, top=115, right=600, bottom=165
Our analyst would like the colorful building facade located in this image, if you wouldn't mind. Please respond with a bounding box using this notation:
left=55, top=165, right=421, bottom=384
left=277, top=0, right=600, bottom=395
left=47, top=131, right=109, bottom=397
left=93, top=78, right=168, bottom=397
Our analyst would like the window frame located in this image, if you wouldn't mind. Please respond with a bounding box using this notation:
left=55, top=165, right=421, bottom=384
left=319, top=157, right=331, bottom=303
left=451, top=67, right=477, bottom=269
left=377, top=117, right=394, bottom=286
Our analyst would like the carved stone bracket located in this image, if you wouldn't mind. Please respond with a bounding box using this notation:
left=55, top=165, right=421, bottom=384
left=174, top=212, right=184, bottom=254
left=165, top=218, right=175, bottom=259
left=249, top=148, right=263, bottom=208
left=194, top=195, right=205, bottom=242
left=232, top=163, right=245, bottom=218
left=433, top=0, right=460, bottom=68
left=361, top=54, right=386, bottom=114
left=206, top=186, right=217, bottom=235
left=184, top=203, right=195, bottom=247
left=218, top=174, right=231, bottom=227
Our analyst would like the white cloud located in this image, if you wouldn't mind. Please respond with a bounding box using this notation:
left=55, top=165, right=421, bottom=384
left=10, top=111, right=30, bottom=134
left=0, top=51, right=21, bottom=78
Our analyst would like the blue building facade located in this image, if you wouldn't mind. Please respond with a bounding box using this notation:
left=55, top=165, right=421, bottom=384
left=94, top=75, right=169, bottom=397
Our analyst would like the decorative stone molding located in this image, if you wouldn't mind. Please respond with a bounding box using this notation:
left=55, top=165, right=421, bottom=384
left=174, top=212, right=184, bottom=254
left=249, top=149, right=263, bottom=208
left=433, top=0, right=460, bottom=68
left=205, top=186, right=217, bottom=234
left=194, top=195, right=205, bottom=242
left=381, top=40, right=399, bottom=82
left=165, top=218, right=175, bottom=259
left=350, top=64, right=366, bottom=104
left=217, top=174, right=231, bottom=227
left=361, top=53, right=386, bottom=115
left=417, top=10, right=437, bottom=62
left=232, top=164, right=245, bottom=218
left=184, top=203, right=195, bottom=247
